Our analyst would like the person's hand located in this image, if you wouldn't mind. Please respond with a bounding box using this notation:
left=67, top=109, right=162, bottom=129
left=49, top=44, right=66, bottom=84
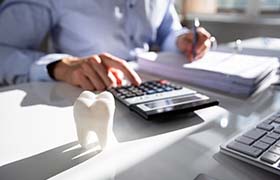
left=176, top=27, right=211, bottom=62
left=52, top=53, right=142, bottom=91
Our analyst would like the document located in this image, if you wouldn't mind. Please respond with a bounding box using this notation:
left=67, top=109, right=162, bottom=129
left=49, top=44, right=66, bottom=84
left=137, top=51, right=279, bottom=97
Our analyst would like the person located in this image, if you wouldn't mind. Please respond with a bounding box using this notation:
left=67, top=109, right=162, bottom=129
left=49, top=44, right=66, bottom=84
left=0, top=0, right=212, bottom=91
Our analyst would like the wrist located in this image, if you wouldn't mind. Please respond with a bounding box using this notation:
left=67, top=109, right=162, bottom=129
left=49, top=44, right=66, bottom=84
left=47, top=60, right=61, bottom=80
left=52, top=58, right=70, bottom=81
left=176, top=35, right=186, bottom=53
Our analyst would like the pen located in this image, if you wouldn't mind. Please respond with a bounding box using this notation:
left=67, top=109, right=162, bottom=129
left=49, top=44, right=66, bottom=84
left=192, top=17, right=200, bottom=59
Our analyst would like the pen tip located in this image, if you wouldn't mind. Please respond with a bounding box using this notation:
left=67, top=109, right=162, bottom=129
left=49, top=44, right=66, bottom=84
left=194, top=17, right=200, bottom=27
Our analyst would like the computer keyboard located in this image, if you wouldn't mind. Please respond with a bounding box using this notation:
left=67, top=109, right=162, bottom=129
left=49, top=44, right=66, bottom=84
left=220, top=111, right=280, bottom=175
left=108, top=80, right=219, bottom=120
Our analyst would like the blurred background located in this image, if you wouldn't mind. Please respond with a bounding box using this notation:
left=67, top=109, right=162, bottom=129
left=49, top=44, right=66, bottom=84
left=175, top=0, right=280, bottom=43
left=0, top=0, right=279, bottom=44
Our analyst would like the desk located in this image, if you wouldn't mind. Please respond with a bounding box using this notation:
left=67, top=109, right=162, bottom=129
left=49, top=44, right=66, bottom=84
left=0, top=73, right=280, bottom=180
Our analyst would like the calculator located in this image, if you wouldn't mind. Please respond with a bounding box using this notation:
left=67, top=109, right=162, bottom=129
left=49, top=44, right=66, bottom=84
left=108, top=80, right=219, bottom=120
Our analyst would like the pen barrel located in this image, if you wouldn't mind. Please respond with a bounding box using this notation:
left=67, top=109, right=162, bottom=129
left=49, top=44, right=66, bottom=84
left=192, top=18, right=200, bottom=58
left=192, top=27, right=199, bottom=58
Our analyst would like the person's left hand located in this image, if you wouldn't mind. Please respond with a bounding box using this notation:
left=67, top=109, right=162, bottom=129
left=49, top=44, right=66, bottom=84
left=176, top=27, right=211, bottom=62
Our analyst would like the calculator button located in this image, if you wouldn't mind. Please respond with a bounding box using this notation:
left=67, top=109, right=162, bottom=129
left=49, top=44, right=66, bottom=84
left=164, top=87, right=173, bottom=91
left=170, top=85, right=183, bottom=90
left=146, top=90, right=156, bottom=94
left=125, top=94, right=135, bottom=98
left=155, top=88, right=164, bottom=93
left=119, top=95, right=126, bottom=99
left=136, top=92, right=145, bottom=96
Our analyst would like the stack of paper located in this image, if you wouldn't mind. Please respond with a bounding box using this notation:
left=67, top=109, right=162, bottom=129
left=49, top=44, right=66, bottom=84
left=137, top=51, right=279, bottom=97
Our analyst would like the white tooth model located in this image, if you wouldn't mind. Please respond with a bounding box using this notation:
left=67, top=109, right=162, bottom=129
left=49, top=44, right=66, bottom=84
left=73, top=91, right=116, bottom=150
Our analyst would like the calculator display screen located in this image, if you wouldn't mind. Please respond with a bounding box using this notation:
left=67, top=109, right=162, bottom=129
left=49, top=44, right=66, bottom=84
left=139, top=94, right=208, bottom=111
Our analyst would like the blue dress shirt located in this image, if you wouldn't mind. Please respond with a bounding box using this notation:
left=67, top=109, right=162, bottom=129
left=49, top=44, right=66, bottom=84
left=0, top=0, right=188, bottom=85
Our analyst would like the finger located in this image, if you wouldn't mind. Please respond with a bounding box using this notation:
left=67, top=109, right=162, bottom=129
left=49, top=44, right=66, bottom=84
left=81, top=60, right=106, bottom=91
left=177, top=33, right=193, bottom=53
left=197, top=27, right=211, bottom=39
left=186, top=52, right=194, bottom=62
left=99, top=53, right=142, bottom=85
left=71, top=69, right=95, bottom=90
left=195, top=49, right=207, bottom=60
left=196, top=40, right=211, bottom=59
left=78, top=73, right=96, bottom=91
left=110, top=68, right=124, bottom=86
left=88, top=55, right=115, bottom=88
left=194, top=39, right=211, bottom=60
left=108, top=71, right=117, bottom=87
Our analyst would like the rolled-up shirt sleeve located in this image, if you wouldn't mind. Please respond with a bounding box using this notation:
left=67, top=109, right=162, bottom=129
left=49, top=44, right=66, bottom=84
left=0, top=1, right=69, bottom=85
left=156, top=1, right=189, bottom=53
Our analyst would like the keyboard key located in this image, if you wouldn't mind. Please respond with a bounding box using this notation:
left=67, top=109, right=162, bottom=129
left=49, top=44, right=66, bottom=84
left=274, top=126, right=280, bottom=134
left=227, top=141, right=263, bottom=158
left=235, top=136, right=255, bottom=145
left=263, top=118, right=275, bottom=124
left=253, top=141, right=270, bottom=150
left=260, top=136, right=276, bottom=145
left=269, top=146, right=280, bottom=155
left=244, top=128, right=267, bottom=140
left=257, top=123, right=274, bottom=131
left=267, top=132, right=280, bottom=140
left=274, top=118, right=280, bottom=124
left=261, top=152, right=280, bottom=164
left=275, top=141, right=280, bottom=147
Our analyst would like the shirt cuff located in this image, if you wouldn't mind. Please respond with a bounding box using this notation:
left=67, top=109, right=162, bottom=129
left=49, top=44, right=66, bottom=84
left=29, top=54, right=72, bottom=81
left=161, top=27, right=189, bottom=53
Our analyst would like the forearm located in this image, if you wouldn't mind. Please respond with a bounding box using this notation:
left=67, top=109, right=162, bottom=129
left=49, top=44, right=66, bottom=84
left=0, top=44, right=72, bottom=85
left=161, top=28, right=189, bottom=52
left=0, top=45, right=44, bottom=85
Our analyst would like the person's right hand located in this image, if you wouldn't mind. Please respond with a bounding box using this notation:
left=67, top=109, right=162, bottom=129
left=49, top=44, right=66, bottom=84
left=52, top=53, right=142, bottom=91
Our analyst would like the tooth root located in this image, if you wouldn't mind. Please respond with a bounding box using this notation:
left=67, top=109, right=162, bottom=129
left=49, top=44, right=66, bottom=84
left=96, top=132, right=107, bottom=149
left=76, top=126, right=89, bottom=148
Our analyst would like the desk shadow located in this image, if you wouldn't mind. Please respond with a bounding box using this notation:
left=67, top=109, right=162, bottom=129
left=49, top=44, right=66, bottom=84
left=0, top=141, right=100, bottom=180
left=116, top=137, right=212, bottom=180
left=213, top=153, right=280, bottom=180
left=0, top=82, right=82, bottom=107
left=113, top=101, right=205, bottom=142
left=198, top=87, right=275, bottom=117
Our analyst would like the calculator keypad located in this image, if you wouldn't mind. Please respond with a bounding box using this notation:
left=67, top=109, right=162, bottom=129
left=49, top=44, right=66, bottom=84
left=109, top=80, right=196, bottom=106
left=110, top=80, right=181, bottom=98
